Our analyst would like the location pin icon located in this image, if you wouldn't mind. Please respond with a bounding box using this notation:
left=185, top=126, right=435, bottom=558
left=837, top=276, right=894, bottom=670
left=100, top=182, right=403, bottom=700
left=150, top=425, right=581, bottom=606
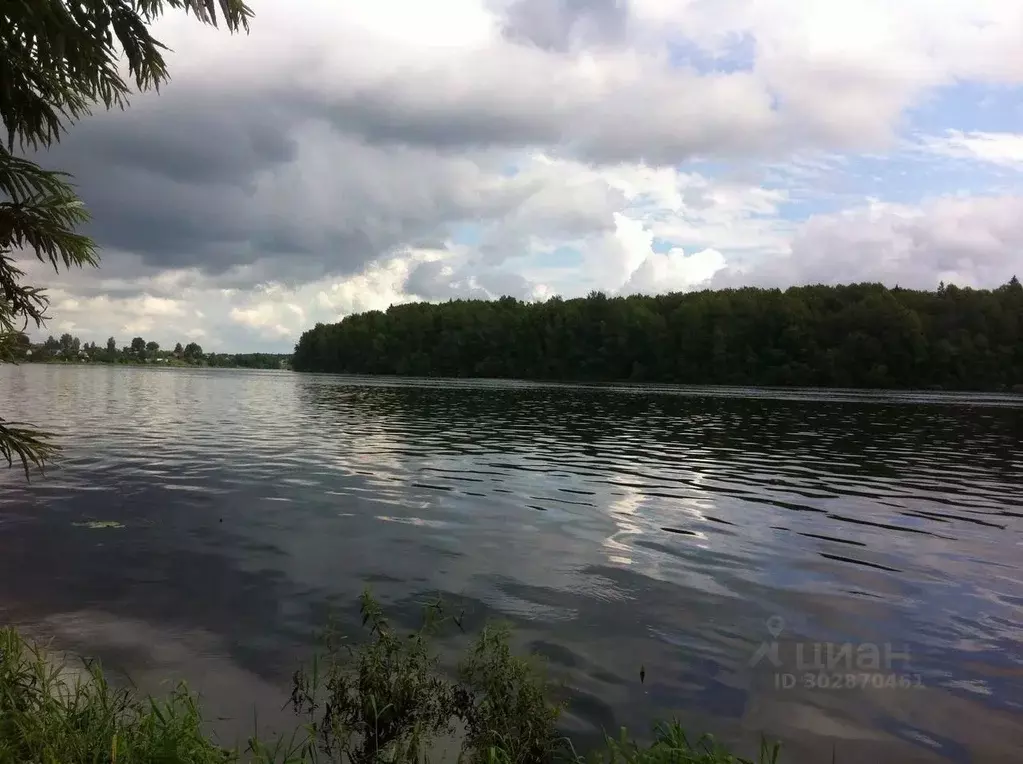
left=766, top=615, right=785, bottom=638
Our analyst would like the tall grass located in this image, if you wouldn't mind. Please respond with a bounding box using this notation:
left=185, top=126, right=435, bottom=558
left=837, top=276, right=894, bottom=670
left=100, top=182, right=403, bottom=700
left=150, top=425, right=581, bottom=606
left=0, top=627, right=236, bottom=763
left=0, top=592, right=781, bottom=763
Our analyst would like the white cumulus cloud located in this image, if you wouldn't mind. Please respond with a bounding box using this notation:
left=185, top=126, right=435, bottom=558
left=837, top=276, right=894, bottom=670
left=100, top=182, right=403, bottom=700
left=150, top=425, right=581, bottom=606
left=16, top=0, right=1023, bottom=350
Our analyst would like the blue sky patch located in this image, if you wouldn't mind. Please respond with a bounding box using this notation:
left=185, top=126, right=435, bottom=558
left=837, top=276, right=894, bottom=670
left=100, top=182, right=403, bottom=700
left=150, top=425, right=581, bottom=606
left=667, top=33, right=756, bottom=75
left=909, top=81, right=1023, bottom=134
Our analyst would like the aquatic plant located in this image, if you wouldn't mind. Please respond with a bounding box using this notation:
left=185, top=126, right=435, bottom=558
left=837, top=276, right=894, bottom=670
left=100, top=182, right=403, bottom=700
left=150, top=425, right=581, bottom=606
left=0, top=593, right=782, bottom=763
left=0, top=627, right=236, bottom=763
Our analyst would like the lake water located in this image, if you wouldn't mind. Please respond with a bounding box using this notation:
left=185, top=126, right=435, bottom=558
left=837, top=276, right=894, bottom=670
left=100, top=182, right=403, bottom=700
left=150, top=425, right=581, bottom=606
left=2, top=364, right=1022, bottom=762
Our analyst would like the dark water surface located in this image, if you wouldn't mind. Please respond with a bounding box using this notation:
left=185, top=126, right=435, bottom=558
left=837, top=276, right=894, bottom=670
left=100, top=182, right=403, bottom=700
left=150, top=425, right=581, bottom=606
left=2, top=365, right=1022, bottom=762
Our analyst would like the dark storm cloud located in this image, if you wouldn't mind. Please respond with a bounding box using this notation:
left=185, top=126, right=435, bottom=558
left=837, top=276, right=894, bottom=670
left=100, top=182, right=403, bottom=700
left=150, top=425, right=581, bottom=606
left=14, top=1, right=776, bottom=294
left=27, top=83, right=513, bottom=286
left=29, top=86, right=313, bottom=277
left=310, top=87, right=563, bottom=153
left=51, top=87, right=302, bottom=186
left=499, top=0, right=630, bottom=51
left=404, top=260, right=463, bottom=299
left=304, top=63, right=779, bottom=168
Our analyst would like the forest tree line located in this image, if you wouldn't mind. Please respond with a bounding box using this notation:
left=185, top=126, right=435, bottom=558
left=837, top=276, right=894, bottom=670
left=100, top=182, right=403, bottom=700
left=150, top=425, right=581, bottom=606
left=292, top=280, right=1023, bottom=391
left=12, top=334, right=290, bottom=370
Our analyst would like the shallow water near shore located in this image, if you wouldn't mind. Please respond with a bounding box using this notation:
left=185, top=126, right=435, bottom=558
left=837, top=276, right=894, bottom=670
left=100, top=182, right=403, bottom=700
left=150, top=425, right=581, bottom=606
left=2, top=364, right=1022, bottom=761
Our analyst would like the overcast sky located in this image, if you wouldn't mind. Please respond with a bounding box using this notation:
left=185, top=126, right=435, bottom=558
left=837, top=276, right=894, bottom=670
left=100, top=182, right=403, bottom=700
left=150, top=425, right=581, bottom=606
left=22, top=0, right=1023, bottom=352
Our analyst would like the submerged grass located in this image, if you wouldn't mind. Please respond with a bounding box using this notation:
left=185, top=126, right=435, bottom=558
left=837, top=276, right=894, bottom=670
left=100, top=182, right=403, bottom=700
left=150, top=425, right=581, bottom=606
left=0, top=592, right=781, bottom=764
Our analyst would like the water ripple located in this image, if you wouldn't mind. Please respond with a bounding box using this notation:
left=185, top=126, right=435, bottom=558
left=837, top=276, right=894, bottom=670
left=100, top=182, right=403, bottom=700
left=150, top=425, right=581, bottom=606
left=2, top=365, right=1022, bottom=762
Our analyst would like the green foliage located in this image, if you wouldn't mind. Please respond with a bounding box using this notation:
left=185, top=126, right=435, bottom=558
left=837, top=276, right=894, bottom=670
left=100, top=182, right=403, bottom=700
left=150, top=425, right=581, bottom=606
left=0, top=330, right=30, bottom=363
left=588, top=724, right=780, bottom=764
left=0, top=627, right=237, bottom=763
left=292, top=280, right=1023, bottom=392
left=287, top=592, right=778, bottom=764
left=0, top=419, right=58, bottom=480
left=0, top=595, right=784, bottom=764
left=288, top=590, right=567, bottom=763
left=456, top=623, right=565, bottom=764
left=16, top=330, right=290, bottom=368
left=0, top=0, right=251, bottom=478
left=290, top=591, right=459, bottom=763
left=224, top=351, right=292, bottom=369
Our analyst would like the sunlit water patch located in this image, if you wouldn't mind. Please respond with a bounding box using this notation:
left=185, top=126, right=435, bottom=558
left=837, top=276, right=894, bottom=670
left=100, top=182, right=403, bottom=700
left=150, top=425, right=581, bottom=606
left=2, top=365, right=1022, bottom=762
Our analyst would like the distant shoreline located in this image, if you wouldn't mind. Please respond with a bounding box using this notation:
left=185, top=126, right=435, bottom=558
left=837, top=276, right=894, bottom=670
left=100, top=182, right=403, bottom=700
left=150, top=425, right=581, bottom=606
left=21, top=360, right=1020, bottom=393
left=17, top=358, right=292, bottom=371
left=292, top=281, right=1023, bottom=393
left=13, top=361, right=1022, bottom=397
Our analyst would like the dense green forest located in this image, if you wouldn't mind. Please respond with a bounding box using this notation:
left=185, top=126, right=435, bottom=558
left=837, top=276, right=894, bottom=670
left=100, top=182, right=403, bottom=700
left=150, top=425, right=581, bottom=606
left=293, top=280, right=1023, bottom=391
left=12, top=334, right=290, bottom=370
